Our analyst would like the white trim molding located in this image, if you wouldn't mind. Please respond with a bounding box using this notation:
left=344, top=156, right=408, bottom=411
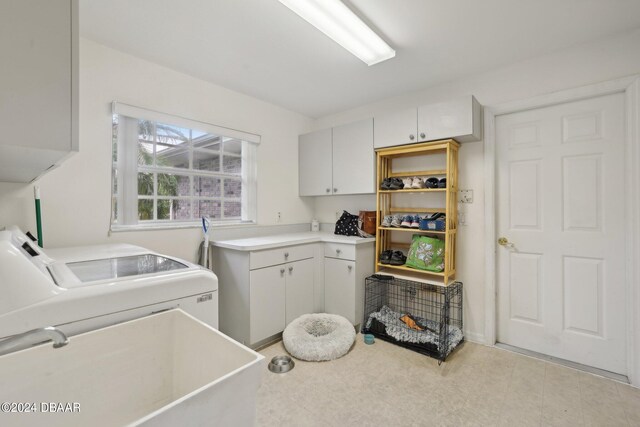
left=463, top=331, right=486, bottom=345
left=112, top=102, right=261, bottom=144
left=625, top=77, right=640, bottom=387
left=483, top=75, right=640, bottom=387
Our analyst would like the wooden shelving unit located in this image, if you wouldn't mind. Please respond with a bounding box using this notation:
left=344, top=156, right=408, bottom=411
left=375, top=139, right=459, bottom=285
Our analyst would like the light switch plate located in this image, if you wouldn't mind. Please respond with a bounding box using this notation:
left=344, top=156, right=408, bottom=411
left=459, top=189, right=473, bottom=203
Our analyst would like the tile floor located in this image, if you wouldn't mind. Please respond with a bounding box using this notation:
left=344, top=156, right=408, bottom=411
left=256, top=335, right=640, bottom=426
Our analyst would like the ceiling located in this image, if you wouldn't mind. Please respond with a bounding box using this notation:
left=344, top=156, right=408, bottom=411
left=80, top=0, right=640, bottom=118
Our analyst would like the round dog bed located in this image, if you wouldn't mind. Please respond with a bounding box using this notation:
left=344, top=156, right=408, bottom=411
left=283, top=313, right=355, bottom=362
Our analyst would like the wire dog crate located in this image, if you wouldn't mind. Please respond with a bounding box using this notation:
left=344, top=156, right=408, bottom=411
left=361, top=275, right=463, bottom=362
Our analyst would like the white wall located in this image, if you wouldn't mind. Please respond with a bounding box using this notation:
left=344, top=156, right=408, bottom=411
left=312, top=28, right=640, bottom=342
left=0, top=38, right=315, bottom=262
left=2, top=29, right=639, bottom=344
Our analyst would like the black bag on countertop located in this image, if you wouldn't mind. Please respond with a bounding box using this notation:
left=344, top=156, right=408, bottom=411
left=334, top=210, right=360, bottom=236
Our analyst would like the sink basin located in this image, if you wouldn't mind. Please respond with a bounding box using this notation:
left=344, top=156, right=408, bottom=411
left=0, top=309, right=265, bottom=426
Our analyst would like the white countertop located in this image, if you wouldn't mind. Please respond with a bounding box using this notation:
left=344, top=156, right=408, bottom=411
left=212, top=232, right=375, bottom=251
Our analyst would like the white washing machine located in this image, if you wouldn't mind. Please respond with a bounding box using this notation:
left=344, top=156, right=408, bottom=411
left=0, top=226, right=218, bottom=343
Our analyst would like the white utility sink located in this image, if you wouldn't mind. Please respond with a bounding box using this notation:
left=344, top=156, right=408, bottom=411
left=0, top=309, right=265, bottom=426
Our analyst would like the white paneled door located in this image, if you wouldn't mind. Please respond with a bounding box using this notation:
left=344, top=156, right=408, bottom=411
left=496, top=93, right=627, bottom=375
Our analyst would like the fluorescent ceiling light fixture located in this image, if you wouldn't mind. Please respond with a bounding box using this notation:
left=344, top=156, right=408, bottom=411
left=279, top=0, right=395, bottom=66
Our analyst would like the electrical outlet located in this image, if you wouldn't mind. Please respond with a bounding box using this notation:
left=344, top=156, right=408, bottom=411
left=459, top=212, right=467, bottom=226
left=276, top=212, right=281, bottom=223
left=459, top=189, right=473, bottom=204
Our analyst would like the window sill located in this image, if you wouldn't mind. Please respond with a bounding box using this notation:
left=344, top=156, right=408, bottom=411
left=110, top=221, right=257, bottom=233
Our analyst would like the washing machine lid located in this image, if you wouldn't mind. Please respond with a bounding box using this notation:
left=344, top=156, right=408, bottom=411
left=65, top=254, right=188, bottom=283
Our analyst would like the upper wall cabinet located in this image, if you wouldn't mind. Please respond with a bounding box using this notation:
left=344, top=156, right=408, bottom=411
left=0, top=0, right=79, bottom=183
left=372, top=107, right=417, bottom=149
left=299, top=128, right=333, bottom=196
left=332, top=118, right=374, bottom=195
left=299, top=118, right=374, bottom=196
left=418, top=95, right=482, bottom=143
left=374, top=95, right=482, bottom=149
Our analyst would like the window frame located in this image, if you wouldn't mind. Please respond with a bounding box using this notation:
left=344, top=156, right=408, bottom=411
left=110, top=102, right=259, bottom=231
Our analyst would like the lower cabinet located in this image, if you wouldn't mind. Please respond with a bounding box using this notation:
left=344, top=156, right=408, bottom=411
left=249, top=257, right=315, bottom=344
left=324, top=257, right=356, bottom=324
left=249, top=265, right=286, bottom=345
left=323, top=243, right=374, bottom=326
left=285, top=258, right=315, bottom=325
left=215, top=240, right=373, bottom=348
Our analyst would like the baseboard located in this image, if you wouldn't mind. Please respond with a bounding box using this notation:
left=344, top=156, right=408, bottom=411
left=464, top=330, right=486, bottom=344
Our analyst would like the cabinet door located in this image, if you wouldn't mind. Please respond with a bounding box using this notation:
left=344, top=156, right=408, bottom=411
left=332, top=118, right=374, bottom=195
left=418, top=95, right=482, bottom=143
left=0, top=0, right=77, bottom=182
left=373, top=107, right=417, bottom=148
left=324, top=257, right=356, bottom=324
left=249, top=266, right=286, bottom=344
left=299, top=128, right=333, bottom=196
left=285, top=258, right=315, bottom=325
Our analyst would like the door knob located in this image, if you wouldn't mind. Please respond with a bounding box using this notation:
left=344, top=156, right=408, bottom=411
left=409, top=134, right=415, bottom=140
left=497, top=237, right=514, bottom=248
left=288, top=266, right=293, bottom=273
left=280, top=268, right=285, bottom=274
left=326, top=188, right=330, bottom=193
left=336, top=249, right=341, bottom=254
left=284, top=252, right=289, bottom=259
left=420, top=132, right=426, bottom=139
left=333, top=188, right=338, bottom=193
left=347, top=265, right=353, bottom=271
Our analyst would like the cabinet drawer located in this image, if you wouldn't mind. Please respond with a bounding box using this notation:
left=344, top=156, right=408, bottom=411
left=250, top=244, right=314, bottom=270
left=324, top=243, right=356, bottom=260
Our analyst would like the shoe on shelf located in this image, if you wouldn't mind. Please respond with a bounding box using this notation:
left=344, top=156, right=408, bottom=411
left=438, top=178, right=447, bottom=188
left=390, top=215, right=403, bottom=227
left=389, top=250, right=407, bottom=266
left=388, top=178, right=405, bottom=190
left=425, top=177, right=439, bottom=188
left=381, top=215, right=393, bottom=227
left=379, top=250, right=393, bottom=264
left=410, top=177, right=425, bottom=189
left=380, top=178, right=392, bottom=190
left=410, top=215, right=421, bottom=228
left=402, top=177, right=413, bottom=188
left=400, top=215, right=413, bottom=228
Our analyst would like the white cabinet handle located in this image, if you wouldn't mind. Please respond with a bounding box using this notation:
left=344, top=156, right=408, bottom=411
left=326, top=188, right=330, bottom=193
left=336, top=249, right=341, bottom=255
left=280, top=268, right=285, bottom=274
left=347, top=265, right=353, bottom=271
left=288, top=266, right=293, bottom=273
left=333, top=188, right=338, bottom=193
left=284, top=252, right=289, bottom=259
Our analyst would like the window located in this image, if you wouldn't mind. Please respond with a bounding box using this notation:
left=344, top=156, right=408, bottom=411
left=111, top=103, right=258, bottom=229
